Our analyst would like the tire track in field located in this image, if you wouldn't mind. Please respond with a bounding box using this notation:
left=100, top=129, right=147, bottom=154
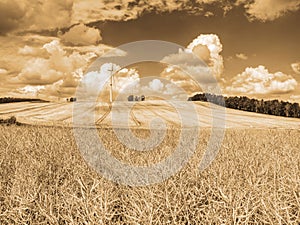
left=0, top=103, right=62, bottom=116
left=130, top=109, right=141, bottom=126
left=96, top=104, right=112, bottom=124
left=137, top=102, right=179, bottom=127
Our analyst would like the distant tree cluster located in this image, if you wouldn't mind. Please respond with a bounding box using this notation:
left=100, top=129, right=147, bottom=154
left=0, top=116, right=21, bottom=126
left=0, top=97, right=48, bottom=104
left=188, top=93, right=300, bottom=118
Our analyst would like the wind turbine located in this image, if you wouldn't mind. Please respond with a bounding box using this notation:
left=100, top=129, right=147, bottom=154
left=108, top=64, right=115, bottom=103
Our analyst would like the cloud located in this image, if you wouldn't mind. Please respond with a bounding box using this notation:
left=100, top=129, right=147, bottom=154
left=78, top=63, right=140, bottom=100
left=0, top=32, right=127, bottom=97
left=133, top=77, right=189, bottom=100
left=290, top=95, right=300, bottom=102
left=235, top=53, right=248, bottom=60
left=18, top=45, right=47, bottom=56
left=226, top=65, right=298, bottom=95
left=0, top=68, right=8, bottom=75
left=187, top=34, right=224, bottom=79
left=60, top=23, right=102, bottom=46
left=17, top=85, right=45, bottom=97
left=71, top=0, right=223, bottom=24
left=291, top=62, right=300, bottom=74
left=39, top=69, right=83, bottom=98
left=0, top=0, right=73, bottom=34
left=1, top=0, right=298, bottom=35
left=78, top=63, right=189, bottom=101
left=16, top=40, right=96, bottom=85
left=0, top=0, right=26, bottom=34
left=238, top=0, right=300, bottom=21
left=148, top=79, right=164, bottom=92
left=17, top=58, right=64, bottom=85
left=161, top=34, right=224, bottom=94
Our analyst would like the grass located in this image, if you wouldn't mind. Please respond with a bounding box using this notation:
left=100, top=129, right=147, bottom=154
left=0, top=125, right=299, bottom=224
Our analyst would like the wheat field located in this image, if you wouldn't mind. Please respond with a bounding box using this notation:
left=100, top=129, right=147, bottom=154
left=0, top=124, right=299, bottom=224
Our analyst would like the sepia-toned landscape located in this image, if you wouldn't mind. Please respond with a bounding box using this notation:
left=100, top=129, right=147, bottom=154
left=1, top=0, right=300, bottom=224
left=1, top=121, right=300, bottom=224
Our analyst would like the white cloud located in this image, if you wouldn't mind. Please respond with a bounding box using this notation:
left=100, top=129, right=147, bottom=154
left=290, top=94, right=300, bottom=99
left=18, top=45, right=47, bottom=56
left=148, top=79, right=164, bottom=92
left=78, top=63, right=189, bottom=101
left=78, top=63, right=142, bottom=100
left=161, top=34, right=224, bottom=94
left=227, top=65, right=298, bottom=95
left=235, top=53, right=248, bottom=60
left=0, top=68, right=8, bottom=75
left=63, top=44, right=124, bottom=57
left=239, top=0, right=300, bottom=21
left=187, top=34, right=224, bottom=79
left=138, top=78, right=188, bottom=100
left=16, top=40, right=96, bottom=85
left=291, top=62, right=300, bottom=74
left=60, top=23, right=102, bottom=46
left=18, top=85, right=45, bottom=97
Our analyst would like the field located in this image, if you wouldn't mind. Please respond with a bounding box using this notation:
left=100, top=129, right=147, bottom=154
left=0, top=101, right=300, bottom=224
left=0, top=101, right=299, bottom=129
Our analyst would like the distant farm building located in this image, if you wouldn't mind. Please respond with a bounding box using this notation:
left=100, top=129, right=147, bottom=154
left=128, top=95, right=145, bottom=102
left=67, top=97, right=77, bottom=102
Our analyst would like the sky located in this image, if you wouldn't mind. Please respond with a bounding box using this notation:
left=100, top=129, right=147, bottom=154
left=0, top=0, right=299, bottom=102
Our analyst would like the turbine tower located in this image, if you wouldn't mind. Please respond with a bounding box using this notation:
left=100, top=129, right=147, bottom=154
left=108, top=64, right=114, bottom=103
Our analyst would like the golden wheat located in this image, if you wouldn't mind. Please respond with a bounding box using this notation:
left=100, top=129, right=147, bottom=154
left=0, top=125, right=299, bottom=224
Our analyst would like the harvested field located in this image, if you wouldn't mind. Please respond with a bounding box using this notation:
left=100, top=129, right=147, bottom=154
left=0, top=101, right=299, bottom=129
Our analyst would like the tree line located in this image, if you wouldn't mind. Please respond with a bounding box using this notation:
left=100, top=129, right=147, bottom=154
left=0, top=97, right=48, bottom=104
left=188, top=93, right=300, bottom=118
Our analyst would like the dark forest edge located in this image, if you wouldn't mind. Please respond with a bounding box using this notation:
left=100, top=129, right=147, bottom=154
left=0, top=97, right=49, bottom=104
left=188, top=93, right=300, bottom=119
left=0, top=116, right=22, bottom=126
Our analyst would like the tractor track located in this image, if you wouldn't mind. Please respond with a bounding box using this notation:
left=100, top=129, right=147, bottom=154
left=130, top=108, right=141, bottom=126
left=96, top=104, right=112, bottom=124
left=0, top=103, right=63, bottom=116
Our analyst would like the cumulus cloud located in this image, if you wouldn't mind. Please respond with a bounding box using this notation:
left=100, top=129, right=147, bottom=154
left=18, top=45, right=47, bottom=56
left=7, top=37, right=128, bottom=98
left=291, top=62, right=300, bottom=74
left=60, top=23, right=102, bottom=46
left=236, top=53, right=248, bottom=60
left=187, top=34, right=224, bottom=79
left=226, top=65, right=298, bottom=95
left=161, top=34, right=224, bottom=94
left=78, top=63, right=140, bottom=100
left=17, top=85, right=45, bottom=97
left=16, top=40, right=96, bottom=85
left=160, top=65, right=205, bottom=94
left=78, top=63, right=189, bottom=101
left=39, top=69, right=83, bottom=98
left=148, top=79, right=164, bottom=92
left=238, top=0, right=300, bottom=21
left=132, top=77, right=189, bottom=100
